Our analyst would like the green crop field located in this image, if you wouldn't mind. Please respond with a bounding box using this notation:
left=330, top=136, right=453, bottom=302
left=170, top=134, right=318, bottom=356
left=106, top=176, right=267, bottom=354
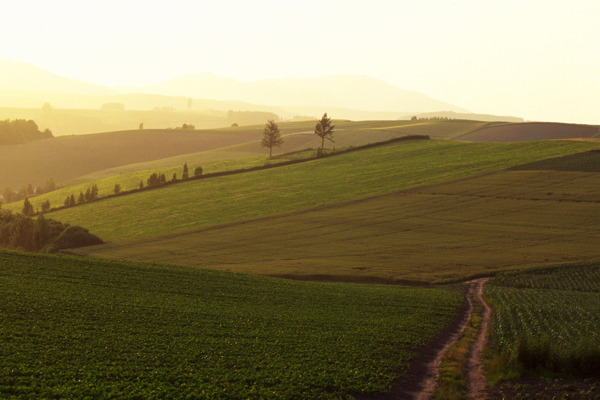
left=40, top=139, right=600, bottom=243
left=75, top=168, right=600, bottom=284
left=485, top=263, right=600, bottom=377
left=0, top=250, right=462, bottom=399
left=4, top=118, right=483, bottom=212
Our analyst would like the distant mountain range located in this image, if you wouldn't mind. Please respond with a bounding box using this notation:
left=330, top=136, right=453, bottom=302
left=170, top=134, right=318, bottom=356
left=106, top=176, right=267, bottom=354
left=1, top=59, right=463, bottom=114
left=0, top=59, right=524, bottom=124
left=139, top=73, right=467, bottom=114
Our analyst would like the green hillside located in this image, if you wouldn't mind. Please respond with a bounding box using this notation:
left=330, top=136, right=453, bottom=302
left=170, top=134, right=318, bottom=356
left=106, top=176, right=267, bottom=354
left=75, top=169, right=600, bottom=284
left=0, top=250, right=461, bottom=399
left=44, top=139, right=600, bottom=243
left=1, top=119, right=483, bottom=192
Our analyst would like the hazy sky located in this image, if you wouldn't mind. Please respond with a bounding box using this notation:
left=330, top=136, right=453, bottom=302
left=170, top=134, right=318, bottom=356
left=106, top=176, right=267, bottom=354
left=1, top=0, right=598, bottom=123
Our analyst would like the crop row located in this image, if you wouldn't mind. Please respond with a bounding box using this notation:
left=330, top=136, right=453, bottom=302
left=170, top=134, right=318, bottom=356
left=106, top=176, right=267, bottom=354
left=0, top=250, right=462, bottom=399
left=486, top=263, right=600, bottom=376
left=491, top=263, right=600, bottom=292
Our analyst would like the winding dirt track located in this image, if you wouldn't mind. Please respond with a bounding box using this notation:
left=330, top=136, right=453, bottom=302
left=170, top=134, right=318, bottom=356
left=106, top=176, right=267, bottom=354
left=466, top=278, right=491, bottom=400
left=404, top=278, right=491, bottom=400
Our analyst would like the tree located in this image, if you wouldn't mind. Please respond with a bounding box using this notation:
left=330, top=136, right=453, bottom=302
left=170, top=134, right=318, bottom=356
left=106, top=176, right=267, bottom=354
left=32, top=214, right=50, bottom=250
left=69, top=194, right=76, bottom=207
left=139, top=180, right=144, bottom=190
left=172, top=173, right=177, bottom=181
left=41, top=199, right=51, bottom=213
left=261, top=120, right=283, bottom=157
left=22, top=198, right=34, bottom=216
left=91, top=184, right=99, bottom=200
left=194, top=166, right=203, bottom=177
left=114, top=183, right=121, bottom=194
left=314, top=113, right=335, bottom=152
left=78, top=192, right=85, bottom=204
left=182, top=163, right=189, bottom=179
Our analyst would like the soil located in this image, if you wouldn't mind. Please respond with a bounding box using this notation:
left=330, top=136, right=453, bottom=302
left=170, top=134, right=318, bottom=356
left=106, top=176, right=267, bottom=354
left=466, top=278, right=491, bottom=400
left=357, top=279, right=489, bottom=400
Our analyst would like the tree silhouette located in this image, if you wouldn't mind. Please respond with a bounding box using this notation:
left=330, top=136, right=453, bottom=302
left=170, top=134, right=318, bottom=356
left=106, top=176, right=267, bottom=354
left=22, top=198, right=34, bottom=216
left=314, top=113, right=335, bottom=152
left=261, top=120, right=283, bottom=157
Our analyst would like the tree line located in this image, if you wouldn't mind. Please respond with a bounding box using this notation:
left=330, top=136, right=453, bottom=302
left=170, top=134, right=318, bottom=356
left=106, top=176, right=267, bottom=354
left=63, top=184, right=99, bottom=209
left=10, top=113, right=335, bottom=213
left=3, top=178, right=61, bottom=204
left=0, top=119, right=53, bottom=145
left=0, top=210, right=102, bottom=252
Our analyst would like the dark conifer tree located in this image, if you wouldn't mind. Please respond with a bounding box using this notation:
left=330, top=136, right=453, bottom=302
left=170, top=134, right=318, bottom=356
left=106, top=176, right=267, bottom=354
left=22, top=198, right=34, bottom=216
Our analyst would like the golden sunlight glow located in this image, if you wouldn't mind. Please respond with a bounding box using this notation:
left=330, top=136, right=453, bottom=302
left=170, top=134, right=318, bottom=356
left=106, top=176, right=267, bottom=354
left=0, top=0, right=598, bottom=123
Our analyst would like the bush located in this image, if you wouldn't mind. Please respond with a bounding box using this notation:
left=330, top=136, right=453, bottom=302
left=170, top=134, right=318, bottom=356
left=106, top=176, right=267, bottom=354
left=45, top=226, right=103, bottom=253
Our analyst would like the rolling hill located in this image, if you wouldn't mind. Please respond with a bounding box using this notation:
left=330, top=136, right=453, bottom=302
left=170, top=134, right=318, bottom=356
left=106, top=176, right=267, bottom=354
left=43, top=139, right=599, bottom=241
left=143, top=73, right=467, bottom=114
left=454, top=122, right=600, bottom=142
left=0, top=250, right=461, bottom=398
left=73, top=161, right=600, bottom=284
left=0, top=119, right=486, bottom=192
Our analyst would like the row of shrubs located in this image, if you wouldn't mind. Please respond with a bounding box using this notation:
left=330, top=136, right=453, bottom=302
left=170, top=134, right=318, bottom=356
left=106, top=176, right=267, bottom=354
left=0, top=210, right=102, bottom=253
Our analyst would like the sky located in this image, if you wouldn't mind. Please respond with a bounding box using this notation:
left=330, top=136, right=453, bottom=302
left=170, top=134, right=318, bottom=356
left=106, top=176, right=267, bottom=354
left=1, top=0, right=599, bottom=123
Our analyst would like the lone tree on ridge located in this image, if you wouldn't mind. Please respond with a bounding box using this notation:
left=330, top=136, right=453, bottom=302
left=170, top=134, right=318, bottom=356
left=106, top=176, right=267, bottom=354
left=261, top=120, right=283, bottom=157
left=314, top=113, right=335, bottom=152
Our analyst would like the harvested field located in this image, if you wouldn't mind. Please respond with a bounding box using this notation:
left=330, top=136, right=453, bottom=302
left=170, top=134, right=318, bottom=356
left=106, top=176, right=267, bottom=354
left=74, top=170, right=600, bottom=284
left=454, top=122, right=599, bottom=143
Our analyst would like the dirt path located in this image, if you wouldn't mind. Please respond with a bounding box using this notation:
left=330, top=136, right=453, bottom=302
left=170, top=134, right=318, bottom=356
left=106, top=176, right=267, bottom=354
left=411, top=279, right=485, bottom=400
left=409, top=278, right=491, bottom=400
left=362, top=278, right=492, bottom=400
left=466, top=278, right=491, bottom=400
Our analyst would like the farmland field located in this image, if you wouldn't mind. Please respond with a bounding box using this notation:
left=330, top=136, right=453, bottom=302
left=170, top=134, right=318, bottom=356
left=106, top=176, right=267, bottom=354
left=454, top=122, right=599, bottom=142
left=0, top=118, right=483, bottom=191
left=0, top=250, right=462, bottom=399
left=74, top=168, right=600, bottom=284
left=39, top=140, right=600, bottom=242
left=485, top=263, right=600, bottom=376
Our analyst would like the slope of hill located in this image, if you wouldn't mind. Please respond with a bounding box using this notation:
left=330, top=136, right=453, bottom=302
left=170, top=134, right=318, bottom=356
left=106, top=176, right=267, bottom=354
left=144, top=73, right=467, bottom=114
left=0, top=60, right=473, bottom=123
left=0, top=106, right=279, bottom=137
left=0, top=128, right=268, bottom=189
left=0, top=119, right=484, bottom=193
left=0, top=250, right=461, bottom=398
left=45, top=139, right=600, bottom=243
left=453, top=122, right=599, bottom=142
left=74, top=166, right=600, bottom=284
left=412, top=111, right=524, bottom=122
left=0, top=59, right=115, bottom=96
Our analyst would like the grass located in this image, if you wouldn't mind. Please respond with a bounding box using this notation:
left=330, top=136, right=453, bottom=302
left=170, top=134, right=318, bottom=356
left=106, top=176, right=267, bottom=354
left=511, top=149, right=600, bottom=173
left=454, top=121, right=600, bottom=143
left=433, top=294, right=482, bottom=400
left=485, top=263, right=600, bottom=380
left=6, top=150, right=314, bottom=214
left=1, top=118, right=482, bottom=193
left=42, top=139, right=600, bottom=243
left=4, top=118, right=484, bottom=211
left=0, top=250, right=462, bottom=399
left=74, top=166, right=600, bottom=284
